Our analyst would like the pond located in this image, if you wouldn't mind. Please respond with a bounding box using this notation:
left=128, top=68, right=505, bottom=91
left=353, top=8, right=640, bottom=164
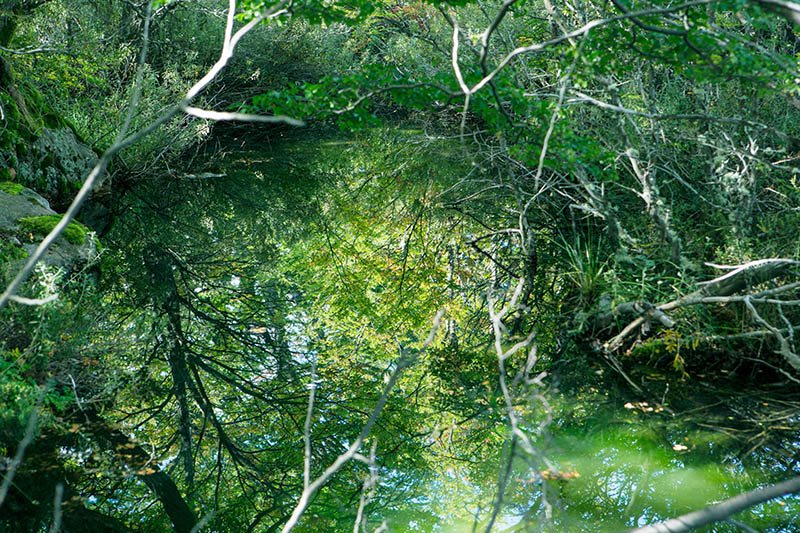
left=105, top=125, right=800, bottom=532
left=412, top=377, right=800, bottom=532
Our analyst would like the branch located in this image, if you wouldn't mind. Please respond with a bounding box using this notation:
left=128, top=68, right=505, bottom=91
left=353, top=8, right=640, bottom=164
left=609, top=0, right=686, bottom=35
left=469, top=0, right=716, bottom=95
left=625, top=475, right=800, bottom=533
left=7, top=294, right=58, bottom=305
left=79, top=406, right=197, bottom=532
left=185, top=106, right=304, bottom=126
left=478, top=0, right=518, bottom=75
left=603, top=259, right=800, bottom=352
left=568, top=91, right=791, bottom=139
left=754, top=0, right=800, bottom=26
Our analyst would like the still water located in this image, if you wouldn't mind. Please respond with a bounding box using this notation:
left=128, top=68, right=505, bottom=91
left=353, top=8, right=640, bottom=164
left=407, top=378, right=800, bottom=532
left=185, top=127, right=800, bottom=532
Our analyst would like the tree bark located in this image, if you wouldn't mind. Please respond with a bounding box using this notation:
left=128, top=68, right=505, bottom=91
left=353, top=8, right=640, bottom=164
left=143, top=245, right=196, bottom=491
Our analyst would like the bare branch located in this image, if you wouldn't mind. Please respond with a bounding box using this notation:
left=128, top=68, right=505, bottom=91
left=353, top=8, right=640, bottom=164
left=625, top=475, right=800, bottom=533
left=478, top=0, right=518, bottom=74
left=609, top=0, right=686, bottom=35
left=451, top=23, right=470, bottom=95
left=0, top=401, right=40, bottom=508
left=603, top=259, right=800, bottom=355
left=280, top=311, right=445, bottom=533
left=745, top=296, right=800, bottom=371
left=7, top=294, right=58, bottom=305
left=185, top=107, right=304, bottom=126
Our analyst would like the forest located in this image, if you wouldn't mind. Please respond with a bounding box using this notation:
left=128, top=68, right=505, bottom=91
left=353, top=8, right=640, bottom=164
left=1, top=0, right=800, bottom=531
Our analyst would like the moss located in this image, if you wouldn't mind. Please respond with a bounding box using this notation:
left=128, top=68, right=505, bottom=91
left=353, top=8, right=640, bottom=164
left=19, top=81, right=68, bottom=132
left=0, top=92, right=23, bottom=150
left=0, top=91, right=20, bottom=122
left=64, top=179, right=81, bottom=195
left=0, top=180, right=22, bottom=194
left=0, top=240, right=27, bottom=265
left=18, top=215, right=88, bottom=245
left=629, top=339, right=667, bottom=360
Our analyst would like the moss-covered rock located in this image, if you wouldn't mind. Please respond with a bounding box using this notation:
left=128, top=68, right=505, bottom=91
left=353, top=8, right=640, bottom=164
left=0, top=79, right=101, bottom=212
left=17, top=214, right=88, bottom=246
left=0, top=180, right=22, bottom=195
left=20, top=127, right=100, bottom=209
left=1, top=184, right=97, bottom=272
left=0, top=184, right=52, bottom=229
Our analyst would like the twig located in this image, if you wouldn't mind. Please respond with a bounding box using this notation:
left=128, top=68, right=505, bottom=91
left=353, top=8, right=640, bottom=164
left=0, top=401, right=40, bottom=508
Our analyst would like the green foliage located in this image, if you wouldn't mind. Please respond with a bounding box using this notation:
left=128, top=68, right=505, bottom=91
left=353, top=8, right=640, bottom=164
left=555, top=233, right=609, bottom=307
left=5, top=0, right=800, bottom=530
left=0, top=240, right=28, bottom=266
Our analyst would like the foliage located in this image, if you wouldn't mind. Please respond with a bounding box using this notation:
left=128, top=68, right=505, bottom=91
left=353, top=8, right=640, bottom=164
left=2, top=0, right=800, bottom=531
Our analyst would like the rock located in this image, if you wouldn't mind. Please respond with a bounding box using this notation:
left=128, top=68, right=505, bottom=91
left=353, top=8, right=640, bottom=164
left=0, top=184, right=97, bottom=272
left=0, top=184, right=53, bottom=229
left=17, top=126, right=101, bottom=209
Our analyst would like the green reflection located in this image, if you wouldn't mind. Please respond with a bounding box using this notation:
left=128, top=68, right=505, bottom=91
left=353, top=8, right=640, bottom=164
left=388, top=378, right=800, bottom=532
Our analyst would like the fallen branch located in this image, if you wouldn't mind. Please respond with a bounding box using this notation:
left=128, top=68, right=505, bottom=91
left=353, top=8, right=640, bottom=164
left=602, top=259, right=800, bottom=353
left=625, top=475, right=800, bottom=533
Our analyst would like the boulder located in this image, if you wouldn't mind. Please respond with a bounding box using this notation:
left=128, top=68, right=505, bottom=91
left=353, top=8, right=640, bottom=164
left=13, top=126, right=101, bottom=210
left=0, top=183, right=97, bottom=273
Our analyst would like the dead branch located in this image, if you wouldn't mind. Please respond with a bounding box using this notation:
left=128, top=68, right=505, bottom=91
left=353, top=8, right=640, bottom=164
left=625, top=475, right=800, bottom=533
left=602, top=259, right=800, bottom=355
